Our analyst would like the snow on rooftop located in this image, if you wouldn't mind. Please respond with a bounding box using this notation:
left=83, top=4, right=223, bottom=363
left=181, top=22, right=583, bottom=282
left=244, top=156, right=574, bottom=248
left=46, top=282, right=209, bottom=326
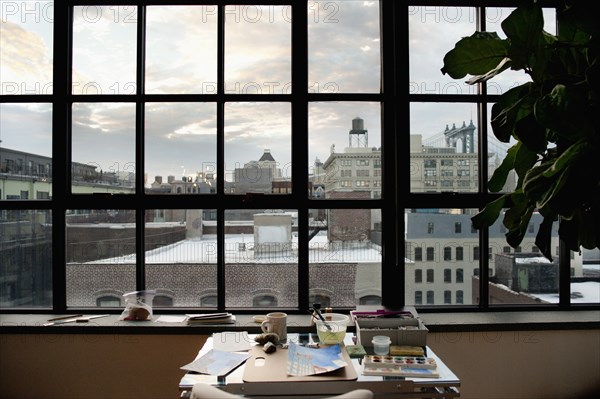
left=533, top=281, right=600, bottom=304
left=91, top=234, right=382, bottom=265
left=515, top=256, right=553, bottom=264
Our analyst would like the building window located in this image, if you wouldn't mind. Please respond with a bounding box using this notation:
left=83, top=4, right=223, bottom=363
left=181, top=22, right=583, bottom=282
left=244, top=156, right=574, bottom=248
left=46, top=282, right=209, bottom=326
left=415, top=291, right=422, bottom=305
left=444, top=269, right=451, bottom=283
left=415, top=247, right=423, bottom=262
left=456, top=269, right=464, bottom=284
left=253, top=295, right=277, bottom=307
left=359, top=295, right=381, bottom=306
left=455, top=222, right=461, bottom=233
left=415, top=269, right=422, bottom=283
left=426, top=247, right=434, bottom=261
left=456, top=247, right=463, bottom=261
left=444, top=290, right=452, bottom=304
left=444, top=247, right=452, bottom=261
left=426, top=269, right=434, bottom=283
left=2, top=2, right=589, bottom=315
left=456, top=290, right=464, bottom=304
left=426, top=291, right=434, bottom=305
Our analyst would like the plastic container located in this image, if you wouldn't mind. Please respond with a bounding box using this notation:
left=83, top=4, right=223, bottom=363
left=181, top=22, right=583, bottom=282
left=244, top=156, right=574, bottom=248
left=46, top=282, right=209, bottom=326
left=315, top=313, right=349, bottom=344
left=372, top=335, right=391, bottom=355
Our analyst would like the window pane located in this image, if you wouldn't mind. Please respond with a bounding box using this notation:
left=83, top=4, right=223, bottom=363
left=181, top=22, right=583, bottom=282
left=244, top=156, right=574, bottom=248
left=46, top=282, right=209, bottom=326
left=66, top=209, right=136, bottom=307
left=405, top=209, right=478, bottom=306
left=225, top=102, right=291, bottom=194
left=308, top=1, right=380, bottom=93
left=146, top=6, right=217, bottom=94
left=0, top=0, right=53, bottom=94
left=309, top=209, right=382, bottom=307
left=145, top=209, right=217, bottom=308
left=0, top=103, right=52, bottom=200
left=225, top=209, right=298, bottom=308
left=71, top=103, right=136, bottom=194
left=489, top=211, right=562, bottom=305
left=410, top=103, right=478, bottom=193
left=225, top=5, right=291, bottom=94
left=0, top=210, right=52, bottom=307
left=409, top=6, right=475, bottom=95
left=145, top=103, right=217, bottom=194
left=72, top=6, right=137, bottom=95
left=573, top=249, right=600, bottom=304
left=309, top=102, right=381, bottom=199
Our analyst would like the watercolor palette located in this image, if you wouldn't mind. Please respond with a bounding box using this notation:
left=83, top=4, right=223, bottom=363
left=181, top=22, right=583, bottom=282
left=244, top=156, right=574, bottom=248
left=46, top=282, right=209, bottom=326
left=363, top=355, right=437, bottom=369
left=362, top=364, right=440, bottom=378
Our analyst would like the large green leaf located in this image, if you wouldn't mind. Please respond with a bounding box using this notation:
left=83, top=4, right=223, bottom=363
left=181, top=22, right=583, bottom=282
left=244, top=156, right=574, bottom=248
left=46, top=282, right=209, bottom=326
left=501, top=2, right=545, bottom=72
left=441, top=32, right=509, bottom=79
left=535, top=215, right=556, bottom=261
left=471, top=194, right=507, bottom=229
left=490, top=84, right=531, bottom=143
left=535, top=84, right=594, bottom=140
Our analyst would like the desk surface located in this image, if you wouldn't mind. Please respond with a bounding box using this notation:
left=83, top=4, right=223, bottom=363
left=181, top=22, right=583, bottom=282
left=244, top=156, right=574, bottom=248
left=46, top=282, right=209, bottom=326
left=179, top=333, right=460, bottom=399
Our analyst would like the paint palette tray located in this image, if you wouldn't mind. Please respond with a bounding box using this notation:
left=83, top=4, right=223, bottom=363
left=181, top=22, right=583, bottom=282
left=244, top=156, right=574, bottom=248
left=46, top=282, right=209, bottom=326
left=363, top=355, right=437, bottom=369
left=362, top=356, right=440, bottom=378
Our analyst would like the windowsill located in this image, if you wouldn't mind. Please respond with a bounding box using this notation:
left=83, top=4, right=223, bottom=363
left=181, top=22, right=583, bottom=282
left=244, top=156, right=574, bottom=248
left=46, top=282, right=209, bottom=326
left=1, top=311, right=598, bottom=334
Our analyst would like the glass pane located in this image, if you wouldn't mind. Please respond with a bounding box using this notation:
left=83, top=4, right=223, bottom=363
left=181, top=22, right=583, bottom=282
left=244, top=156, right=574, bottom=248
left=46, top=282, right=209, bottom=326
left=309, top=102, right=381, bottom=199
left=145, top=209, right=217, bottom=308
left=71, top=103, right=136, bottom=194
left=309, top=208, right=382, bottom=307
left=410, top=102, right=478, bottom=193
left=146, top=6, right=217, bottom=94
left=66, top=209, right=136, bottom=307
left=485, top=7, right=556, bottom=95
left=0, top=0, right=53, bottom=95
left=489, top=211, right=560, bottom=305
left=225, top=102, right=291, bottom=194
left=409, top=6, right=475, bottom=94
left=404, top=209, right=478, bottom=306
left=308, top=1, right=381, bottom=93
left=145, top=103, right=217, bottom=194
left=574, top=249, right=600, bottom=304
left=0, top=210, right=52, bottom=307
left=224, top=209, right=298, bottom=308
left=0, top=103, right=52, bottom=200
left=72, top=6, right=137, bottom=95
left=225, top=5, right=291, bottom=94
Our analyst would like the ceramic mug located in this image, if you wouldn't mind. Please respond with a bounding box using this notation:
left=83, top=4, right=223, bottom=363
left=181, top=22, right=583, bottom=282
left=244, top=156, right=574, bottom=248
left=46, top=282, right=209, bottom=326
left=260, top=312, right=287, bottom=340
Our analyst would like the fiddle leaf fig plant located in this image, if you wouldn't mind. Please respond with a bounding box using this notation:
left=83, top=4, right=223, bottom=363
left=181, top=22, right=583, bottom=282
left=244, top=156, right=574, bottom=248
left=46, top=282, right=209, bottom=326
left=441, top=1, right=599, bottom=261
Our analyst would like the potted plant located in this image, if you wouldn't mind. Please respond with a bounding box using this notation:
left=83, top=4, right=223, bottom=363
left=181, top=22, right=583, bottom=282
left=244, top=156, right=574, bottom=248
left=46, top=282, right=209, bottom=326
left=441, top=1, right=598, bottom=261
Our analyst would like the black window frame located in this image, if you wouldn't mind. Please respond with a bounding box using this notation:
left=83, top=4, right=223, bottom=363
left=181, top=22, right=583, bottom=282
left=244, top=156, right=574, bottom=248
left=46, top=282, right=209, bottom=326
left=1, top=0, right=597, bottom=317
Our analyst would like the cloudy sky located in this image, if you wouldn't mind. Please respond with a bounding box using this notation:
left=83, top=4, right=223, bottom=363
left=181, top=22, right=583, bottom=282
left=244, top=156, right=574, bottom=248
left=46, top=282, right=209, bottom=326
left=0, top=2, right=555, bottom=185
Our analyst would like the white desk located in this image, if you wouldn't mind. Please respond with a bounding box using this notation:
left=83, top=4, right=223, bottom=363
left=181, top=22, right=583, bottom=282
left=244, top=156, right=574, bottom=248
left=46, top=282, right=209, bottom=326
left=179, top=333, right=460, bottom=399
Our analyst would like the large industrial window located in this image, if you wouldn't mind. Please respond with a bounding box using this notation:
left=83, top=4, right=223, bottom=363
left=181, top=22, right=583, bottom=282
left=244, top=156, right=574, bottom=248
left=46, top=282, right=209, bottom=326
left=1, top=1, right=597, bottom=314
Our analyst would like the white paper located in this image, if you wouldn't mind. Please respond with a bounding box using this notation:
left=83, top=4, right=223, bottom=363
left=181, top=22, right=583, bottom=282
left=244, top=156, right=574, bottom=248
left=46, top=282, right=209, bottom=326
left=155, top=315, right=187, bottom=323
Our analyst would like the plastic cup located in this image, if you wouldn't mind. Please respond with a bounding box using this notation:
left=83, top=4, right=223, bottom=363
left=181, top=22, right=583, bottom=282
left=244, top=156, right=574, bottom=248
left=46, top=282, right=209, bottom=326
left=315, top=313, right=349, bottom=344
left=372, top=335, right=391, bottom=355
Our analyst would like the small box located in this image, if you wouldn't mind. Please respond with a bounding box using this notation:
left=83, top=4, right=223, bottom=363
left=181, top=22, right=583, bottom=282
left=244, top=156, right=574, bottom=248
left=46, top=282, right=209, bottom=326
left=352, top=308, right=428, bottom=349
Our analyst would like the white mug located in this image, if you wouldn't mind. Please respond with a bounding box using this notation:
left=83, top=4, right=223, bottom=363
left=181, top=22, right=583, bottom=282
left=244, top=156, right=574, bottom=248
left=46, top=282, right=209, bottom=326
left=260, top=312, right=287, bottom=340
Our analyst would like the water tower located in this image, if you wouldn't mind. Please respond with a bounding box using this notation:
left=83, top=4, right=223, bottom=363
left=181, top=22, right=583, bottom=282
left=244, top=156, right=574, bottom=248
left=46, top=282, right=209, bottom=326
left=349, top=117, right=368, bottom=148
